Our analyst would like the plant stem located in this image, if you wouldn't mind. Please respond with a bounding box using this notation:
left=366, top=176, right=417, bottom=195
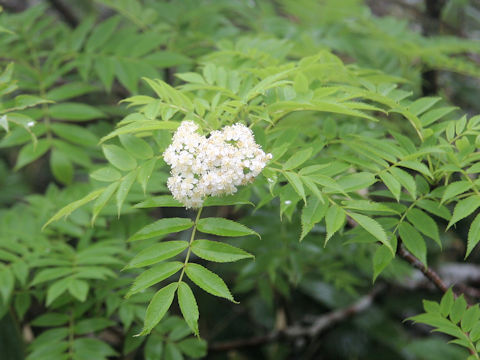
left=178, top=207, right=203, bottom=283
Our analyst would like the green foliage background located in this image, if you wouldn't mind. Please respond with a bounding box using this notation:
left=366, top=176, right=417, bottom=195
left=0, top=0, right=480, bottom=359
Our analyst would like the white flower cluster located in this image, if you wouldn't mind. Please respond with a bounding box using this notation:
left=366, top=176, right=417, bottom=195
left=163, top=121, right=272, bottom=208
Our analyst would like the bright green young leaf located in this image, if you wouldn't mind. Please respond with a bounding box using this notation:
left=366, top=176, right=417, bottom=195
left=284, top=171, right=306, bottom=203
left=116, top=170, right=137, bottom=217
left=389, top=167, right=416, bottom=199
left=185, top=263, right=236, bottom=302
left=197, top=218, right=259, bottom=238
left=191, top=240, right=253, bottom=262
left=103, top=145, right=137, bottom=171
left=138, top=282, right=178, bottom=336
left=177, top=282, right=199, bottom=336
left=450, top=295, right=467, bottom=325
left=119, top=134, right=153, bottom=159
left=43, top=188, right=104, bottom=230
left=283, top=148, right=312, bottom=170
left=125, top=242, right=188, bottom=269
left=441, top=181, right=471, bottom=204
left=129, top=218, right=194, bottom=242
left=90, top=167, right=122, bottom=182
left=137, top=158, right=157, bottom=193
left=15, top=139, right=51, bottom=170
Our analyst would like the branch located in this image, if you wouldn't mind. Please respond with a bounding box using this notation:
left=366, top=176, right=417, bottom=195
left=209, top=286, right=382, bottom=352
left=396, top=243, right=449, bottom=293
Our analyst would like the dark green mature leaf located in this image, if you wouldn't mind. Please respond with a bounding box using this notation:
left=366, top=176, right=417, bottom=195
left=197, top=218, right=259, bottom=238
left=373, top=245, right=394, bottom=282
left=119, top=134, right=153, bottom=159
left=191, top=240, right=253, bottom=262
left=49, top=103, right=105, bottom=121
left=126, top=262, right=183, bottom=298
left=125, top=242, right=188, bottom=269
left=50, top=149, right=74, bottom=185
left=116, top=170, right=137, bottom=216
left=441, top=181, right=471, bottom=204
left=178, top=282, right=199, bottom=336
left=300, top=196, right=328, bottom=241
left=185, top=263, right=236, bottom=302
left=91, top=167, right=121, bottom=182
left=129, top=218, right=194, bottom=242
left=138, top=283, right=178, bottom=336
left=379, top=172, right=401, bottom=201
left=406, top=208, right=441, bottom=247
left=325, top=204, right=345, bottom=244
left=399, top=222, right=427, bottom=265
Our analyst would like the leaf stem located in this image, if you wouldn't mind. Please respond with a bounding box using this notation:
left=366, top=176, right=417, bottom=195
left=178, top=207, right=203, bottom=283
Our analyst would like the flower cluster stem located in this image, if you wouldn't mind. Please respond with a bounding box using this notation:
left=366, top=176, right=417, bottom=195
left=178, top=207, right=203, bottom=283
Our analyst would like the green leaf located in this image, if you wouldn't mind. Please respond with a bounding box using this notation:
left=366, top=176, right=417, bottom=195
left=68, top=279, right=89, bottom=302
left=116, top=170, right=137, bottom=217
left=43, top=188, right=104, bottom=230
left=379, top=171, right=401, bottom=201
left=450, top=295, right=467, bottom=325
left=325, top=204, right=345, bottom=245
left=90, top=167, right=121, bottom=182
left=46, top=278, right=70, bottom=306
left=46, top=82, right=98, bottom=102
left=138, top=282, right=178, bottom=336
left=32, top=313, right=69, bottom=327
left=406, top=208, right=441, bottom=247
left=85, top=16, right=120, bottom=52
left=373, top=245, right=394, bottom=282
left=466, top=213, right=480, bottom=258
left=50, top=149, right=74, bottom=185
left=448, top=196, right=480, bottom=229
left=283, top=148, right=312, bottom=170
left=300, top=196, right=328, bottom=241
left=137, top=158, right=157, bottom=193
left=119, top=134, right=153, bottom=159
left=197, top=218, right=259, bottom=238
left=92, top=181, right=119, bottom=225
left=129, top=218, right=194, bottom=242
left=440, top=288, right=455, bottom=317
left=178, top=282, right=199, bottom=336
left=389, top=167, right=416, bottom=199
left=441, top=181, right=471, bottom=204
left=50, top=123, right=99, bottom=147
left=0, top=267, right=14, bottom=302
left=103, top=145, right=137, bottom=171
left=398, top=222, right=427, bottom=266
left=349, top=212, right=393, bottom=254
left=461, top=305, right=480, bottom=332
left=177, top=338, right=207, bottom=358
left=125, top=242, right=188, bottom=269
left=134, top=195, right=183, bottom=208
left=185, top=263, right=236, bottom=302
left=15, top=139, right=51, bottom=170
left=49, top=103, right=105, bottom=121
left=284, top=171, right=306, bottom=203
left=74, top=318, right=114, bottom=335
left=191, top=240, right=253, bottom=262
left=417, top=199, right=451, bottom=220
left=100, top=120, right=179, bottom=143
left=126, top=262, right=183, bottom=298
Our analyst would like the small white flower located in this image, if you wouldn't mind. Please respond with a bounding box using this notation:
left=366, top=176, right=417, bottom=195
left=284, top=200, right=292, bottom=205
left=163, top=121, right=272, bottom=208
left=27, top=121, right=35, bottom=127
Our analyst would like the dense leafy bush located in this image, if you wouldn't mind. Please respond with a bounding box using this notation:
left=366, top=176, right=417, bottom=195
left=1, top=1, right=480, bottom=359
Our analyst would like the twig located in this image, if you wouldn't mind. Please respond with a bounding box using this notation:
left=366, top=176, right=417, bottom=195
left=209, top=286, right=382, bottom=351
left=396, top=243, right=449, bottom=293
